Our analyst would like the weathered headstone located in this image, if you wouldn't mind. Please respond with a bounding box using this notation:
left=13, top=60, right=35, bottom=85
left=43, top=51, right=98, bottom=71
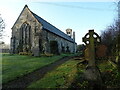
left=32, top=36, right=40, bottom=56
left=82, top=30, right=102, bottom=88
left=85, top=44, right=107, bottom=61
left=96, top=44, right=107, bottom=58
left=84, top=46, right=89, bottom=61
left=83, top=30, right=101, bottom=66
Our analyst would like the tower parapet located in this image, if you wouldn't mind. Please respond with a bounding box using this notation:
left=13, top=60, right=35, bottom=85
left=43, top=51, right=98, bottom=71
left=66, top=28, right=72, bottom=37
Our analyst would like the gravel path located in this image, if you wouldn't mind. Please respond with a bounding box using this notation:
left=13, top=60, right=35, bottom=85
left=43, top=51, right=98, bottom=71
left=2, top=56, right=75, bottom=89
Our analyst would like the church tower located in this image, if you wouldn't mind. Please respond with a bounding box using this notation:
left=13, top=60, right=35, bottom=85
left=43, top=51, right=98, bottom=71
left=66, top=28, right=72, bottom=37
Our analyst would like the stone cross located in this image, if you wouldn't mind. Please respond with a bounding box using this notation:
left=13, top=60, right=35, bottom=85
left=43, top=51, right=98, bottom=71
left=82, top=30, right=101, bottom=67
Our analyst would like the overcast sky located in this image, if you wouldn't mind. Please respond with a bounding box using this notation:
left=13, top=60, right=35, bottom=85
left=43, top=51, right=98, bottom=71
left=0, top=0, right=118, bottom=45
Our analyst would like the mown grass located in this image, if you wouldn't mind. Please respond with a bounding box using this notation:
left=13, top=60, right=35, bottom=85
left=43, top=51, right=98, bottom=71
left=28, top=59, right=120, bottom=88
left=27, top=59, right=80, bottom=88
left=3, top=52, right=119, bottom=88
left=2, top=53, right=74, bottom=84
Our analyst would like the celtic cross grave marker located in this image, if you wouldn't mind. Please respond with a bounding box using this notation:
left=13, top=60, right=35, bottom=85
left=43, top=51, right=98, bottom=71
left=82, top=30, right=101, bottom=66
left=82, top=30, right=102, bottom=88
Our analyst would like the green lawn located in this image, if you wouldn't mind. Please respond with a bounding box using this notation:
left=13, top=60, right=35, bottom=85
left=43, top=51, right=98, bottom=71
left=27, top=59, right=80, bottom=88
left=3, top=53, right=119, bottom=88
left=2, top=53, right=73, bottom=84
left=28, top=59, right=120, bottom=88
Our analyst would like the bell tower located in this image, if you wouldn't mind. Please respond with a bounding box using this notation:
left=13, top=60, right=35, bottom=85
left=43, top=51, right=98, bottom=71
left=66, top=28, right=72, bottom=37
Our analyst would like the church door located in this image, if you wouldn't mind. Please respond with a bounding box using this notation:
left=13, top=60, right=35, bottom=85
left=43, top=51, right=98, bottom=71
left=50, top=41, right=59, bottom=54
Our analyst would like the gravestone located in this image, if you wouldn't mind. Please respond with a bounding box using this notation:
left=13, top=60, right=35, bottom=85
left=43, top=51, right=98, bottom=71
left=96, top=44, right=107, bottom=58
left=85, top=44, right=107, bottom=60
left=84, top=46, right=89, bottom=61
left=82, top=30, right=102, bottom=88
left=83, top=30, right=101, bottom=66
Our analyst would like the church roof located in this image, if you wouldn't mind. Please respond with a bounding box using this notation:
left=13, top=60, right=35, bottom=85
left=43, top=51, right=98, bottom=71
left=31, top=12, right=75, bottom=43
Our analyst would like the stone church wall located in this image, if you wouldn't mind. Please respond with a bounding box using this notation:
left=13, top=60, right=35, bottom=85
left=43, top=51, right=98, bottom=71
left=11, top=7, right=43, bottom=55
left=42, top=30, right=76, bottom=54
left=11, top=6, right=76, bottom=56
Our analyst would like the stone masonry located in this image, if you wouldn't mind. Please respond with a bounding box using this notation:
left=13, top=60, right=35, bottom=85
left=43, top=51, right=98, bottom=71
left=10, top=5, right=77, bottom=56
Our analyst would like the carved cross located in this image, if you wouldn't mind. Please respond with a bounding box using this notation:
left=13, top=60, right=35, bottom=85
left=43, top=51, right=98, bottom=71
left=82, top=30, right=101, bottom=67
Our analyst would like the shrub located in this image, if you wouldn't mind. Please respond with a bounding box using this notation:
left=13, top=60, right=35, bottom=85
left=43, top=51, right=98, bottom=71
left=19, top=52, right=32, bottom=56
left=41, top=53, right=54, bottom=57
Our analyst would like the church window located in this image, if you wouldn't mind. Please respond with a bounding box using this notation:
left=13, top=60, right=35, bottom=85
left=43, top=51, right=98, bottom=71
left=66, top=46, right=70, bottom=53
left=19, top=22, right=31, bottom=52
left=67, top=32, right=70, bottom=34
left=35, top=26, right=37, bottom=33
left=62, top=46, right=65, bottom=53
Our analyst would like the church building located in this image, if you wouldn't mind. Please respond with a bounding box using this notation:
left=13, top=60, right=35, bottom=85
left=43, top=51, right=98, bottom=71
left=10, top=5, right=77, bottom=56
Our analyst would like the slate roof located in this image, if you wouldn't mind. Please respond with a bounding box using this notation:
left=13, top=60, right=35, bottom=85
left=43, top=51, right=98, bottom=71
left=31, top=12, right=75, bottom=43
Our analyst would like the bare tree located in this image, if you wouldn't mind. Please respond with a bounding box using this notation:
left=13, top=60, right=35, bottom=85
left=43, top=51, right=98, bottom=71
left=0, top=14, right=5, bottom=43
left=100, top=19, right=120, bottom=56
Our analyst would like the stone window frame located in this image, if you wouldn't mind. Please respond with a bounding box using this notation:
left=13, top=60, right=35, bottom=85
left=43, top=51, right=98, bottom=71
left=20, top=22, right=31, bottom=45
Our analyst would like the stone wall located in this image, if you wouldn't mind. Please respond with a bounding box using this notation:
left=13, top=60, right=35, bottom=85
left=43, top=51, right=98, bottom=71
left=42, top=30, right=76, bottom=54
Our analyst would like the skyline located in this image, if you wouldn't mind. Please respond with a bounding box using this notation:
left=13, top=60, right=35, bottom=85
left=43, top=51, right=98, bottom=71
left=0, top=1, right=118, bottom=45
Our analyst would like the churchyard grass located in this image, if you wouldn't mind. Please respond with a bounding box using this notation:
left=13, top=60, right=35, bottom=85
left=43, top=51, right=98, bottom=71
left=28, top=59, right=120, bottom=88
left=27, top=59, right=80, bottom=88
left=98, top=60, right=120, bottom=87
left=2, top=53, right=74, bottom=84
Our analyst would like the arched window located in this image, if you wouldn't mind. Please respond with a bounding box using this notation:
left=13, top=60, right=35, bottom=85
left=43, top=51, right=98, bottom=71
left=61, top=42, right=65, bottom=53
left=19, top=22, right=31, bottom=52
left=20, top=22, right=31, bottom=45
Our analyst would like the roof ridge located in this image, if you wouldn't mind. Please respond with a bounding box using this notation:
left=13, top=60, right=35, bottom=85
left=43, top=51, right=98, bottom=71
left=31, top=12, right=69, bottom=37
left=30, top=9, right=75, bottom=43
